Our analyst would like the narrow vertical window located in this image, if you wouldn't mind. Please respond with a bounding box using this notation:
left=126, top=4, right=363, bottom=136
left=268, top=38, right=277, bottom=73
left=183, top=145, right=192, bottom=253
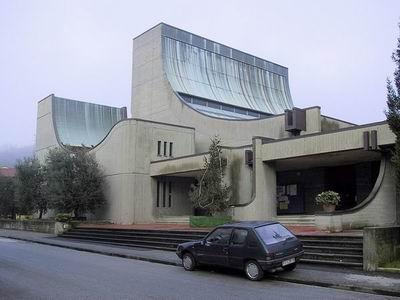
left=168, top=181, right=172, bottom=207
left=157, top=141, right=161, bottom=156
left=156, top=181, right=160, bottom=207
left=164, top=142, right=167, bottom=156
left=162, top=181, right=166, bottom=207
left=169, top=142, right=173, bottom=157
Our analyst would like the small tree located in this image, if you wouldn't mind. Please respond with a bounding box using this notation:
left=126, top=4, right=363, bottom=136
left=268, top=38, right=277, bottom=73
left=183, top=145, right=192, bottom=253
left=44, top=148, right=105, bottom=217
left=0, top=175, right=17, bottom=219
left=14, top=157, right=46, bottom=218
left=189, top=136, right=231, bottom=215
left=386, top=23, right=400, bottom=190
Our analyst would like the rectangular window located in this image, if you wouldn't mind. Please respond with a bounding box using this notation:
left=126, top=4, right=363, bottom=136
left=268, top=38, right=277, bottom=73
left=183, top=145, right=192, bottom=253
left=163, top=142, right=167, bottom=156
left=168, top=182, right=172, bottom=207
left=157, top=141, right=161, bottom=156
left=169, top=142, right=173, bottom=157
left=162, top=182, right=166, bottom=207
left=156, top=181, right=160, bottom=207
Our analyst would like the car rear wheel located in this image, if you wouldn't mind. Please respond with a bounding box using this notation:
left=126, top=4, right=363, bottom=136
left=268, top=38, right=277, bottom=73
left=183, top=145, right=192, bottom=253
left=182, top=253, right=196, bottom=271
left=283, top=262, right=297, bottom=272
left=244, top=260, right=264, bottom=281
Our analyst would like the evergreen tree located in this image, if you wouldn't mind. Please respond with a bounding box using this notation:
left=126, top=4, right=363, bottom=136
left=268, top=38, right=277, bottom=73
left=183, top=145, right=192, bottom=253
left=386, top=23, right=400, bottom=190
left=0, top=175, right=16, bottom=218
left=44, top=148, right=105, bottom=217
left=15, top=157, right=46, bottom=218
left=189, top=136, right=231, bottom=215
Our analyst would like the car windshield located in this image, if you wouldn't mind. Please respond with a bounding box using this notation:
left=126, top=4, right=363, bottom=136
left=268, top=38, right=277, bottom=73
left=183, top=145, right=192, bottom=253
left=255, top=224, right=295, bottom=245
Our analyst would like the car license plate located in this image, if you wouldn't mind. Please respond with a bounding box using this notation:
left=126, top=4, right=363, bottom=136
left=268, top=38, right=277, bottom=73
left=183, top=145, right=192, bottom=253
left=282, top=258, right=295, bottom=266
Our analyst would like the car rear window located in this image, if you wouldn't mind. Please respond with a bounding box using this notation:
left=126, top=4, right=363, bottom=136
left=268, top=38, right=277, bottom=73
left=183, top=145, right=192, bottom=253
left=255, top=224, right=295, bottom=245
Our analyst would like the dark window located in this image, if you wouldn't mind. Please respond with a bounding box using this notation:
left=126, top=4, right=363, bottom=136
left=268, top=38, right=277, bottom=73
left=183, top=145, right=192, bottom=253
left=234, top=107, right=248, bottom=115
left=193, top=98, right=207, bottom=106
left=157, top=141, right=161, bottom=156
left=168, top=182, right=172, bottom=207
left=169, top=142, right=173, bottom=157
left=207, top=102, right=220, bottom=109
left=231, top=229, right=248, bottom=246
left=255, top=224, right=295, bottom=245
left=221, top=105, right=235, bottom=112
left=206, top=228, right=232, bottom=245
left=248, top=111, right=260, bottom=117
left=162, top=182, right=166, bottom=207
left=156, top=181, right=160, bottom=207
left=163, top=142, right=167, bottom=156
left=287, top=111, right=293, bottom=126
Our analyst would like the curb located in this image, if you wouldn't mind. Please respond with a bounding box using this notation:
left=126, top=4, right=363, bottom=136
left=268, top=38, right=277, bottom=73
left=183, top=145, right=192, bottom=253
left=269, top=275, right=400, bottom=298
left=1, top=234, right=399, bottom=297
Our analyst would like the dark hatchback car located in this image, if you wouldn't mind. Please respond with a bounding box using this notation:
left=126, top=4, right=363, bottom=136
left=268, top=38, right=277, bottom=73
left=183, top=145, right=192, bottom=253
left=176, top=221, right=303, bottom=280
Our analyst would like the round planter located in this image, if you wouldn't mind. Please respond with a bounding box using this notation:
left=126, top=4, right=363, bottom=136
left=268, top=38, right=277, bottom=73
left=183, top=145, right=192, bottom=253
left=323, top=204, right=336, bottom=213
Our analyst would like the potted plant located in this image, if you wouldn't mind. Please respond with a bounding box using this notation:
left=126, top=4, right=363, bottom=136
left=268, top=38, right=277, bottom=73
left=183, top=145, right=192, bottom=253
left=316, top=191, right=341, bottom=212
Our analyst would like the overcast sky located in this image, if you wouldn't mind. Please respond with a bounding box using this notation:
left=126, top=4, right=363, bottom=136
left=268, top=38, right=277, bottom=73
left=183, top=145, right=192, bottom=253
left=0, top=0, right=399, bottom=147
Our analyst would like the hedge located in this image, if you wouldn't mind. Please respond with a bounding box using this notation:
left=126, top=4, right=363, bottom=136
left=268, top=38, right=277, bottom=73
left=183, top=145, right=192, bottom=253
left=189, top=216, right=232, bottom=228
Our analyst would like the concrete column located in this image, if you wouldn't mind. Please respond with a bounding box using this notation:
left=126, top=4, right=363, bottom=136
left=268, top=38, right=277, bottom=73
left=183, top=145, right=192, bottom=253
left=234, top=138, right=277, bottom=220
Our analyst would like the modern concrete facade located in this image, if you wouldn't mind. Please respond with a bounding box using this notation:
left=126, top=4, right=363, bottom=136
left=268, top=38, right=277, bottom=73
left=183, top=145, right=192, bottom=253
left=36, top=23, right=399, bottom=228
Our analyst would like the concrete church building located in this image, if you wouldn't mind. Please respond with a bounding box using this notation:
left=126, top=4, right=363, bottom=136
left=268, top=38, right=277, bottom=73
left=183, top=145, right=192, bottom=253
left=36, top=23, right=399, bottom=229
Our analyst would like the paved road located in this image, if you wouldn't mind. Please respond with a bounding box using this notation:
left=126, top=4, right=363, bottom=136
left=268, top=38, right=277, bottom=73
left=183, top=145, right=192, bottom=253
left=0, top=238, right=395, bottom=300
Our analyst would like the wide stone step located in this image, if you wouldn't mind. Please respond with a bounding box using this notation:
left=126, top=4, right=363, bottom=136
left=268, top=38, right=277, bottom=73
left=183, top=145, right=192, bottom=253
left=303, top=245, right=362, bottom=255
left=156, top=216, right=190, bottom=224
left=63, top=231, right=199, bottom=244
left=302, top=252, right=363, bottom=264
left=60, top=234, right=178, bottom=249
left=73, top=228, right=207, bottom=239
left=300, top=258, right=362, bottom=268
left=297, top=236, right=363, bottom=246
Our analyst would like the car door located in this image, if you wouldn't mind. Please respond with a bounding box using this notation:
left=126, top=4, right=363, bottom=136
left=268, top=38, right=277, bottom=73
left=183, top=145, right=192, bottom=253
left=228, top=228, right=249, bottom=269
left=198, top=227, right=232, bottom=266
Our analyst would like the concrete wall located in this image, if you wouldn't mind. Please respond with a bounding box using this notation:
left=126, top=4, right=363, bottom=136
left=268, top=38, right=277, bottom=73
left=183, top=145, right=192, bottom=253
left=262, top=122, right=394, bottom=162
left=363, top=226, right=400, bottom=271
left=35, top=95, right=59, bottom=162
left=316, top=157, right=397, bottom=229
left=0, top=219, right=56, bottom=234
left=131, top=24, right=324, bottom=153
left=233, top=139, right=277, bottom=221
left=321, top=115, right=355, bottom=132
left=90, top=119, right=195, bottom=224
left=154, top=177, right=193, bottom=217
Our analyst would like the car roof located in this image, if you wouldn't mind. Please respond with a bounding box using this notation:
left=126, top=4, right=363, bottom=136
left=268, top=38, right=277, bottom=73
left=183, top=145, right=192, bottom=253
left=218, top=220, right=278, bottom=229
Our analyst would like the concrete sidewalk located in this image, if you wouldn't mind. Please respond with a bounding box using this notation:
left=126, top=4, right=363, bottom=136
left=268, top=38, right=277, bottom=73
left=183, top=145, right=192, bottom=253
left=1, top=229, right=399, bottom=297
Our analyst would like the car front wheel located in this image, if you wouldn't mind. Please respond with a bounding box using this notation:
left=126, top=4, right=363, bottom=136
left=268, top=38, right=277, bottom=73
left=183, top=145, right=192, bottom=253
left=182, top=253, right=196, bottom=271
left=244, top=260, right=264, bottom=281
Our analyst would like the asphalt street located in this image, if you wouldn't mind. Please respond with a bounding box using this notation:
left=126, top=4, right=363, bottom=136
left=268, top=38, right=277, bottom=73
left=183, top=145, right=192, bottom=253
left=0, top=237, right=396, bottom=300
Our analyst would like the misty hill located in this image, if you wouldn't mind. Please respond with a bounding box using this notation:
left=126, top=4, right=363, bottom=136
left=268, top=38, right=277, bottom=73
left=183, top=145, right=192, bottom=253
left=0, top=145, right=35, bottom=167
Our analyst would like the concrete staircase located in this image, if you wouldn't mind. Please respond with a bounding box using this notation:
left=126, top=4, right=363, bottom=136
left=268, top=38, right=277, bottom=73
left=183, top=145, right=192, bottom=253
left=59, top=227, right=363, bottom=268
left=59, top=227, right=207, bottom=251
left=277, top=215, right=316, bottom=227
left=297, top=234, right=363, bottom=268
left=156, top=216, right=190, bottom=224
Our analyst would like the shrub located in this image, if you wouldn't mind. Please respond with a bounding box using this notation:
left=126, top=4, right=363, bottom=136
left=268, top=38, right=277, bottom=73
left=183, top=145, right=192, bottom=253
left=315, top=191, right=341, bottom=206
left=55, top=213, right=72, bottom=223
